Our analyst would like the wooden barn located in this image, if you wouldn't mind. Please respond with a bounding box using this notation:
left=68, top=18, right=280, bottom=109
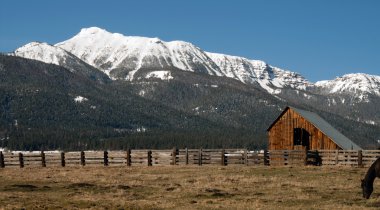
left=267, top=106, right=362, bottom=150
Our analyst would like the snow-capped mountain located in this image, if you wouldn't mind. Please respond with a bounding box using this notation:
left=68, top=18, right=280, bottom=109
left=53, top=27, right=309, bottom=93
left=11, top=27, right=379, bottom=98
left=315, top=73, right=380, bottom=99
left=55, top=27, right=222, bottom=80
left=13, top=41, right=109, bottom=82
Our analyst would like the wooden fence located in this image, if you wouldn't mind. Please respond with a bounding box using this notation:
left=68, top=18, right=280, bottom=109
left=0, top=149, right=379, bottom=168
left=318, top=150, right=380, bottom=166
left=0, top=149, right=266, bottom=168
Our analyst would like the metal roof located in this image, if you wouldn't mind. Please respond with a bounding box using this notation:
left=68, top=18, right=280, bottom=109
left=289, top=106, right=362, bottom=150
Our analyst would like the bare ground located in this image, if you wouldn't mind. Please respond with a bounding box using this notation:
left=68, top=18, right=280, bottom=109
left=0, top=165, right=379, bottom=209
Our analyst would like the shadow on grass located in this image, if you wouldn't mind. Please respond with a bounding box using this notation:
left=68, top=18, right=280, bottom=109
left=3, top=184, right=40, bottom=192
left=67, top=182, right=96, bottom=188
left=194, top=188, right=236, bottom=198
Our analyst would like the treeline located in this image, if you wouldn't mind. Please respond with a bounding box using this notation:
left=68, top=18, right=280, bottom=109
left=0, top=55, right=273, bottom=151
left=2, top=127, right=267, bottom=151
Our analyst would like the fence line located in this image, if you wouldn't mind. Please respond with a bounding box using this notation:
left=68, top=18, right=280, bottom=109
left=0, top=149, right=379, bottom=168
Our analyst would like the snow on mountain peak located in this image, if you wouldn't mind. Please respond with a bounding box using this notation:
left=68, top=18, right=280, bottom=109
left=14, top=42, right=69, bottom=66
left=315, top=73, right=380, bottom=96
left=13, top=27, right=312, bottom=94
left=78, top=27, right=109, bottom=35
left=206, top=52, right=266, bottom=84
left=55, top=27, right=221, bottom=80
left=205, top=52, right=311, bottom=93
left=13, top=40, right=111, bottom=82
left=14, top=27, right=377, bottom=98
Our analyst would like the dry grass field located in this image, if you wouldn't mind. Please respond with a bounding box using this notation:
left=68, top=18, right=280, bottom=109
left=0, top=165, right=380, bottom=209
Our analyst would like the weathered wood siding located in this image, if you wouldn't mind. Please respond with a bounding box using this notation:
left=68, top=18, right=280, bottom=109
left=268, top=108, right=340, bottom=150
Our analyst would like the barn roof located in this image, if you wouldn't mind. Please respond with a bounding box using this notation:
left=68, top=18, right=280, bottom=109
left=267, top=107, right=362, bottom=150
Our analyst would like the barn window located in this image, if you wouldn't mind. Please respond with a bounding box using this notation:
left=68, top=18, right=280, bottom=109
left=293, top=128, right=310, bottom=149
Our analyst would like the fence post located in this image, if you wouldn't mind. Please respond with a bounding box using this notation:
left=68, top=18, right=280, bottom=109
left=335, top=150, right=339, bottom=165
left=126, top=149, right=131, bottom=166
left=244, top=149, right=248, bottom=165
left=61, top=152, right=65, bottom=167
left=41, top=151, right=46, bottom=167
left=0, top=151, right=4, bottom=168
left=198, top=148, right=202, bottom=166
left=304, top=149, right=308, bottom=166
left=147, top=150, right=152, bottom=166
left=19, top=152, right=24, bottom=168
left=358, top=150, right=363, bottom=168
left=185, top=148, right=189, bottom=165
left=264, top=150, right=269, bottom=166
left=171, top=147, right=177, bottom=165
left=80, top=151, right=85, bottom=166
left=104, top=151, right=109, bottom=166
left=221, top=149, right=226, bottom=166
left=284, top=150, right=288, bottom=166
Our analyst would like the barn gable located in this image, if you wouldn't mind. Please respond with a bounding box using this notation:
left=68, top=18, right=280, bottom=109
left=267, top=107, right=362, bottom=150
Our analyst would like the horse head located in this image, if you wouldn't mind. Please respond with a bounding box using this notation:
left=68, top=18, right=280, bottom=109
left=361, top=179, right=373, bottom=199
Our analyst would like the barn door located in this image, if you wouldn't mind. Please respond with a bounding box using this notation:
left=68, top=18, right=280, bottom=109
left=301, top=129, right=310, bottom=150
left=293, top=128, right=310, bottom=150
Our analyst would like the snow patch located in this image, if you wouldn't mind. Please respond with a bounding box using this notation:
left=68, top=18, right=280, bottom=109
left=74, top=96, right=88, bottom=103
left=303, top=93, right=312, bottom=99
left=145, top=71, right=173, bottom=80
left=273, top=89, right=282, bottom=94
left=139, top=90, right=146, bottom=96
left=364, top=120, right=376, bottom=125
left=136, top=127, right=147, bottom=132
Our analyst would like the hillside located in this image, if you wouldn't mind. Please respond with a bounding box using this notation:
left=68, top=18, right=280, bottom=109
left=1, top=55, right=379, bottom=150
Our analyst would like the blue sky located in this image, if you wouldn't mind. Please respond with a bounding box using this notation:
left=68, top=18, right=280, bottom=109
left=1, top=0, right=379, bottom=81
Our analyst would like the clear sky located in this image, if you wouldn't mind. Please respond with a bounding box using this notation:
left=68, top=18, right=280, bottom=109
left=1, top=0, right=379, bottom=82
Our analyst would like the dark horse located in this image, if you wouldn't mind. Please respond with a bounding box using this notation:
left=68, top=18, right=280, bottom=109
left=361, top=157, right=380, bottom=199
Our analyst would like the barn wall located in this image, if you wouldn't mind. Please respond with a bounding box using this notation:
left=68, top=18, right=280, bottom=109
left=268, top=108, right=340, bottom=150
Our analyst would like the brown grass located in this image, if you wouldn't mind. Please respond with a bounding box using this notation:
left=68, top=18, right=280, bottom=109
left=0, top=165, right=379, bottom=209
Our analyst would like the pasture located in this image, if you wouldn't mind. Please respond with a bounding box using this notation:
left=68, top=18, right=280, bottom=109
left=0, top=166, right=379, bottom=209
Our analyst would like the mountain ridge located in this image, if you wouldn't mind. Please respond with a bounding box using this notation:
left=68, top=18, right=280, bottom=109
left=12, top=27, right=379, bottom=98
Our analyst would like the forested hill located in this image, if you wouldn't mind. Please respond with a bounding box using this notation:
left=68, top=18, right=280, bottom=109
left=0, top=55, right=272, bottom=150
left=0, top=55, right=379, bottom=150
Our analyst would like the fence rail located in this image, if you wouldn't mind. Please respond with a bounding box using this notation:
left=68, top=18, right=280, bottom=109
left=0, top=149, right=379, bottom=168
